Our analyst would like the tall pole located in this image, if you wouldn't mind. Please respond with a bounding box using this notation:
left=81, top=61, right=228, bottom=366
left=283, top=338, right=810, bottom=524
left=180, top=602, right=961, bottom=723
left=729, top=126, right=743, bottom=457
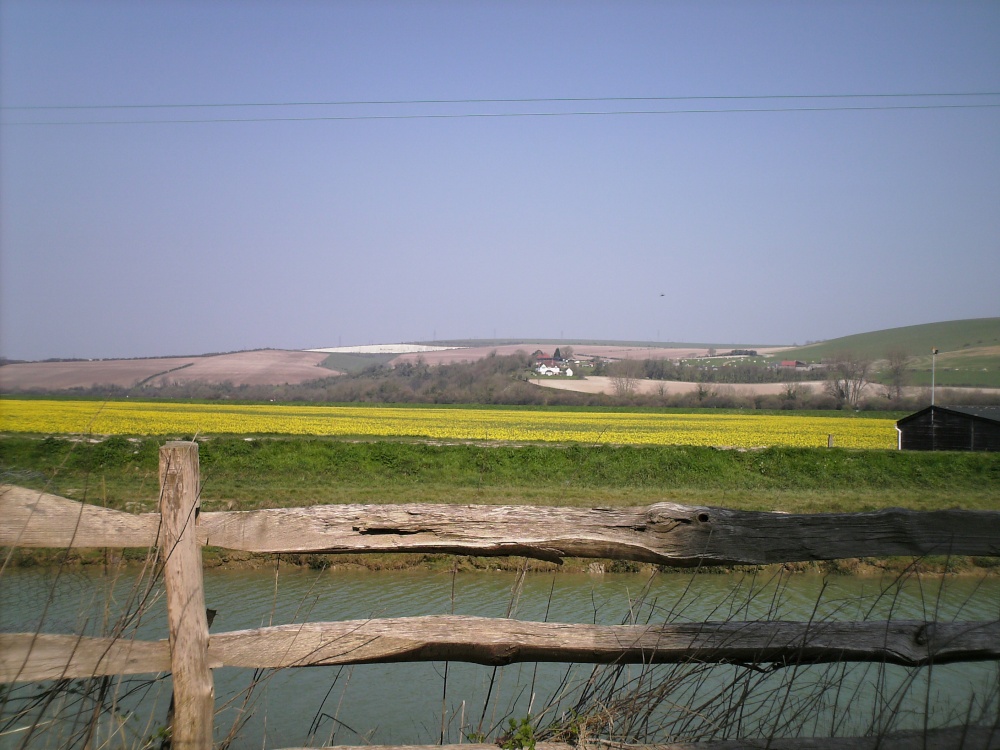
left=931, top=348, right=938, bottom=406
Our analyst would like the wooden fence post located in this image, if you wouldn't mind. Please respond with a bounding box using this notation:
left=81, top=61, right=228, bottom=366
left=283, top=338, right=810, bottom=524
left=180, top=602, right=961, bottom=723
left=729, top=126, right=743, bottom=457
left=159, top=441, right=213, bottom=749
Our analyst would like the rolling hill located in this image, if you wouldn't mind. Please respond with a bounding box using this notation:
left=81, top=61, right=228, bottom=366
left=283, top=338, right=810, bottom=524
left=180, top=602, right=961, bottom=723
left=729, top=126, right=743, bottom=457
left=1, top=319, right=997, bottom=391
left=781, top=318, right=1000, bottom=388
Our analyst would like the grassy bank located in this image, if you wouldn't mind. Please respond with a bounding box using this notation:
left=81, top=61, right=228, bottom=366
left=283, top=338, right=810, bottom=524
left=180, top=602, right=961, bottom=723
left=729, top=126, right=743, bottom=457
left=3, top=434, right=998, bottom=512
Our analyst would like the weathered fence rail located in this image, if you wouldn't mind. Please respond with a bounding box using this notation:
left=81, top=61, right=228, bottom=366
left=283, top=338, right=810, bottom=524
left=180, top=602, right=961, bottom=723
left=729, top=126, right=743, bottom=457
left=5, top=617, right=1000, bottom=682
left=4, top=484, right=999, bottom=565
left=2, top=440, right=999, bottom=750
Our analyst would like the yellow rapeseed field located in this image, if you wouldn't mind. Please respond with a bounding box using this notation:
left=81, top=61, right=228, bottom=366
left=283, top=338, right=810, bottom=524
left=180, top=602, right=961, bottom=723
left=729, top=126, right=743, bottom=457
left=0, top=399, right=896, bottom=449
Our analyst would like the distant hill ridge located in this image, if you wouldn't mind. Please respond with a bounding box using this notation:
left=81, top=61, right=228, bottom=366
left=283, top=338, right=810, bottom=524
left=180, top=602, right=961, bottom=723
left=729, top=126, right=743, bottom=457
left=417, top=318, right=999, bottom=360
left=782, top=318, right=1000, bottom=361
left=780, top=318, right=1000, bottom=389
left=1, top=318, right=997, bottom=390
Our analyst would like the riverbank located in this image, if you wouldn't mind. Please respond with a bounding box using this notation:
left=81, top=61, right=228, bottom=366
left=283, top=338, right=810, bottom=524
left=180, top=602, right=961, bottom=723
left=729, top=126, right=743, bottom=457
left=5, top=546, right=998, bottom=577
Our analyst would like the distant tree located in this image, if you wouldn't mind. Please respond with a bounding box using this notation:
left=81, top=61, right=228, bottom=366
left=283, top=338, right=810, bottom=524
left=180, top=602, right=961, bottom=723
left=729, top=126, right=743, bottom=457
left=824, top=351, right=873, bottom=407
left=561, top=346, right=574, bottom=360
left=609, top=359, right=643, bottom=398
left=553, top=347, right=562, bottom=360
left=882, top=348, right=911, bottom=400
left=695, top=382, right=715, bottom=402
left=643, top=357, right=679, bottom=381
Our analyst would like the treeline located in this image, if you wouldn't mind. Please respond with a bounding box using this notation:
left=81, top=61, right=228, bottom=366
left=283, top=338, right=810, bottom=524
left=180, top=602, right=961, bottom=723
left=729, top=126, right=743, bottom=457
left=7, top=352, right=994, bottom=410
left=636, top=358, right=815, bottom=384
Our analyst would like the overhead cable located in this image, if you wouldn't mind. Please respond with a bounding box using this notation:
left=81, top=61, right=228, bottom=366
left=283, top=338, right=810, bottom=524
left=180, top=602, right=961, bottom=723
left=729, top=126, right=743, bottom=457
left=3, top=94, right=999, bottom=126
left=4, top=91, right=999, bottom=111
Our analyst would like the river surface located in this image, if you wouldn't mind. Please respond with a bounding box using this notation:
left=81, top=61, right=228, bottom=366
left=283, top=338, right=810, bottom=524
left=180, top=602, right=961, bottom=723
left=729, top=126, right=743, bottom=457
left=2, top=565, right=998, bottom=749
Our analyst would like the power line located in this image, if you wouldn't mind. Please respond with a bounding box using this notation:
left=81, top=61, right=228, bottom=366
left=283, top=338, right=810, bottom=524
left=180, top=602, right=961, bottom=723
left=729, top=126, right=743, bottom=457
left=3, top=101, right=1000, bottom=126
left=3, top=91, right=998, bottom=111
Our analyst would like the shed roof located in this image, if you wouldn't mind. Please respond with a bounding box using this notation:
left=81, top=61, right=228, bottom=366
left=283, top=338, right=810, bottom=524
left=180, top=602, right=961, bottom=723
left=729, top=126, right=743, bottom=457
left=897, top=405, right=1000, bottom=426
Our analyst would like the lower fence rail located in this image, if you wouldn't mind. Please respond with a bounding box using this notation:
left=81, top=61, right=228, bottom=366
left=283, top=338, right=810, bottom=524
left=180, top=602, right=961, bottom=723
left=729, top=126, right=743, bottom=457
left=4, top=616, right=1000, bottom=683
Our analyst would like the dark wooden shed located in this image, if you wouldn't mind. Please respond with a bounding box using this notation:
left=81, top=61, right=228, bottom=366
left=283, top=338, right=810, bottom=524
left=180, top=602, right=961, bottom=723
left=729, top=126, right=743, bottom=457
left=896, top=405, right=1000, bottom=451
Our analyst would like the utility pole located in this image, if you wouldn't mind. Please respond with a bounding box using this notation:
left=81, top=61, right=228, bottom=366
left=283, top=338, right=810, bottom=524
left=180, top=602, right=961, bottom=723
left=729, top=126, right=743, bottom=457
left=931, top=348, right=938, bottom=406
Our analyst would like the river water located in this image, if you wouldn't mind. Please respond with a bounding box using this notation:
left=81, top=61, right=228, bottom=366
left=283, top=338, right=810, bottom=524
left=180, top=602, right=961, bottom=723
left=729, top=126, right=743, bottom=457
left=2, top=565, right=998, bottom=749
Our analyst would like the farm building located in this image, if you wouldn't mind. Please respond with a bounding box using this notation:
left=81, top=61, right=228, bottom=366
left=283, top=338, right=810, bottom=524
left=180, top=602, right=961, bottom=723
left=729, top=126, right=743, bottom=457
left=896, top=405, right=1000, bottom=451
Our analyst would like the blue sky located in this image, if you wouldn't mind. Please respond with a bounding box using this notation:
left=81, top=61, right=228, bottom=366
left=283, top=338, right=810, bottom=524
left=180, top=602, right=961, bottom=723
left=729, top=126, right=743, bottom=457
left=2, top=1, right=998, bottom=360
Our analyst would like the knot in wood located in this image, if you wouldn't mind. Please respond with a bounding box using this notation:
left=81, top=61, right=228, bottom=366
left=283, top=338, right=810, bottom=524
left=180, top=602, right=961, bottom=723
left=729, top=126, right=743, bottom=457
left=915, top=622, right=936, bottom=647
left=485, top=644, right=517, bottom=666
left=646, top=503, right=708, bottom=530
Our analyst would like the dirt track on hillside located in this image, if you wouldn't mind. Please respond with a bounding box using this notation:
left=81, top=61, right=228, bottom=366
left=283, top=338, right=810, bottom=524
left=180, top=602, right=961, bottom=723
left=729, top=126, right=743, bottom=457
left=145, top=350, right=330, bottom=386
left=0, top=350, right=332, bottom=390
left=0, top=357, right=201, bottom=390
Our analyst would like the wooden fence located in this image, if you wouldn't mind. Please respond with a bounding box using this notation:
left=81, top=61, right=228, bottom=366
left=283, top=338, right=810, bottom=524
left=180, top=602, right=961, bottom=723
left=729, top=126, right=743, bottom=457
left=2, top=441, right=999, bottom=749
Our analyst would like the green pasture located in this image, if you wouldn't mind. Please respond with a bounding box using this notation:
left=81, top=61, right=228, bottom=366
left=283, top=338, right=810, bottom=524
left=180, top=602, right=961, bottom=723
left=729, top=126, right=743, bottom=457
left=787, top=317, right=999, bottom=360
left=907, top=347, right=1000, bottom=388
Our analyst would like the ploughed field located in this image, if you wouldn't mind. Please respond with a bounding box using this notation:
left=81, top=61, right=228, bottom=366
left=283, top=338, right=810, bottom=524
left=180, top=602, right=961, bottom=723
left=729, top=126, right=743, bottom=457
left=0, top=398, right=895, bottom=448
left=0, top=349, right=333, bottom=390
